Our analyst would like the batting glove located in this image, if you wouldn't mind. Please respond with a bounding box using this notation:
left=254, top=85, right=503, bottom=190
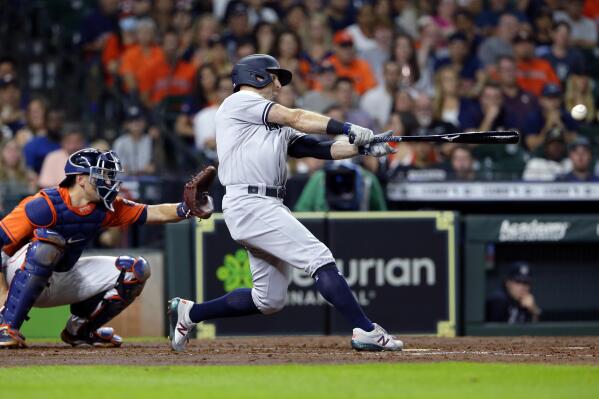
left=358, top=131, right=396, bottom=157
left=343, top=122, right=374, bottom=146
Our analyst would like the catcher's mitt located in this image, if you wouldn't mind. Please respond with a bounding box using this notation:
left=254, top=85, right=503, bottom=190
left=183, top=165, right=216, bottom=219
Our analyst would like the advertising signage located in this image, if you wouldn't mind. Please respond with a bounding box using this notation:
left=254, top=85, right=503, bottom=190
left=195, top=212, right=457, bottom=336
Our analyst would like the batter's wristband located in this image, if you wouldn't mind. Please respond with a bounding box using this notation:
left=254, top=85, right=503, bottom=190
left=326, top=119, right=348, bottom=136
left=176, top=202, right=191, bottom=218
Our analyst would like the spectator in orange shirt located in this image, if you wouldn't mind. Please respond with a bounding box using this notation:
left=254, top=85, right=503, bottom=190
left=101, top=17, right=137, bottom=87
left=118, top=18, right=163, bottom=93
left=327, top=30, right=377, bottom=95
left=513, top=30, right=560, bottom=96
left=140, top=30, right=197, bottom=106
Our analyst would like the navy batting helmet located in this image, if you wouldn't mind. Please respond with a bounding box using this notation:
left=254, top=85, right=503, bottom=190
left=231, top=54, right=292, bottom=92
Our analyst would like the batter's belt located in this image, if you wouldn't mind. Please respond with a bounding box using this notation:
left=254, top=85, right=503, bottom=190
left=225, top=184, right=286, bottom=199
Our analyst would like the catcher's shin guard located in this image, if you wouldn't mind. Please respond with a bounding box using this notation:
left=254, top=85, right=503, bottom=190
left=0, top=229, right=65, bottom=331
left=63, top=256, right=151, bottom=343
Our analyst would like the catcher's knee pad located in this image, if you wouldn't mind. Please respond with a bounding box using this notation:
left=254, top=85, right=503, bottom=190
left=67, top=256, right=151, bottom=336
left=1, top=229, right=65, bottom=329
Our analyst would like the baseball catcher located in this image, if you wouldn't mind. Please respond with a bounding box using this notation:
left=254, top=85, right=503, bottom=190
left=0, top=148, right=215, bottom=348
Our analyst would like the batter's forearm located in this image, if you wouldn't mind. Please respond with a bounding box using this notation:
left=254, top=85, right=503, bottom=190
left=331, top=141, right=359, bottom=159
left=286, top=109, right=331, bottom=134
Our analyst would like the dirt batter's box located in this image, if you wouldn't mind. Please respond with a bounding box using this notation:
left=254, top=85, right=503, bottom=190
left=194, top=211, right=458, bottom=337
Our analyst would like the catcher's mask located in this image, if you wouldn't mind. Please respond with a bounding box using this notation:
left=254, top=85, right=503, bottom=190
left=63, top=148, right=124, bottom=211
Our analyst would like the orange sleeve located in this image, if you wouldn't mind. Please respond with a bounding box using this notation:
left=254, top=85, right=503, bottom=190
left=102, top=197, right=147, bottom=228
left=102, top=34, right=120, bottom=68
left=119, top=47, right=137, bottom=76
left=0, top=196, right=39, bottom=255
left=357, top=61, right=377, bottom=95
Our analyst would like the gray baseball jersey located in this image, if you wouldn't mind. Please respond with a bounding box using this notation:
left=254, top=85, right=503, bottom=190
left=214, top=89, right=334, bottom=314
left=215, top=90, right=304, bottom=187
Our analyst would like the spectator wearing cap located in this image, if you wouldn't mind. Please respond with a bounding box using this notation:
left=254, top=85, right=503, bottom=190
left=222, top=1, right=253, bottom=60
left=564, top=65, right=596, bottom=125
left=525, top=83, right=579, bottom=152
left=325, top=0, right=358, bottom=32
left=486, top=262, right=542, bottom=323
left=360, top=61, right=400, bottom=130
left=327, top=30, right=377, bottom=95
left=541, top=22, right=586, bottom=83
left=513, top=29, right=560, bottom=96
left=112, top=105, right=155, bottom=175
left=102, top=17, right=138, bottom=87
left=118, top=18, right=163, bottom=93
left=0, top=75, right=25, bottom=138
left=477, top=13, right=518, bottom=67
left=297, top=62, right=337, bottom=114
left=434, top=32, right=482, bottom=94
left=139, top=30, right=197, bottom=106
left=523, top=128, right=569, bottom=181
left=554, top=0, right=597, bottom=48
left=38, top=128, right=86, bottom=188
left=560, top=137, right=599, bottom=181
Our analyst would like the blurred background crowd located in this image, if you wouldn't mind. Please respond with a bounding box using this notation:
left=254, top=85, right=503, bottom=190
left=1, top=0, right=599, bottom=218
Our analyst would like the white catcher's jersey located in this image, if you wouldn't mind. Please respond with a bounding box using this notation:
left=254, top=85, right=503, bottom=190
left=215, top=90, right=304, bottom=186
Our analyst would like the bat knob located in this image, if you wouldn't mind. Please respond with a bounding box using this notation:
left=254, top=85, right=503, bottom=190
left=348, top=133, right=356, bottom=144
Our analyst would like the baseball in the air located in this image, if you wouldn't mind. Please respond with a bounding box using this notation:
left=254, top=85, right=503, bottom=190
left=571, top=104, right=588, bottom=121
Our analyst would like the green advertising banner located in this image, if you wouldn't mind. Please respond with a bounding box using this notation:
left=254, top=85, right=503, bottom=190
left=195, top=212, right=457, bottom=336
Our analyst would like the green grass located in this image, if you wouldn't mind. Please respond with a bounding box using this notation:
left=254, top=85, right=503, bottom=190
left=1, top=363, right=597, bottom=399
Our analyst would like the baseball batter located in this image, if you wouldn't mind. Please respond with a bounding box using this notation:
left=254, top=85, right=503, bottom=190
left=0, top=148, right=214, bottom=348
left=169, top=54, right=403, bottom=351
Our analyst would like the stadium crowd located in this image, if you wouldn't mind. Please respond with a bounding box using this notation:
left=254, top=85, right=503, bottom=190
left=1, top=0, right=599, bottom=214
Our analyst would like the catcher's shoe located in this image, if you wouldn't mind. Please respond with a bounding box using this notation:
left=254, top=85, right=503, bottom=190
left=351, top=323, right=404, bottom=352
left=0, top=325, right=27, bottom=348
left=60, top=326, right=123, bottom=348
left=168, top=297, right=196, bottom=352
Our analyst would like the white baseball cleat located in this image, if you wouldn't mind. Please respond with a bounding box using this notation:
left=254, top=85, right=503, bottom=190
left=351, top=323, right=404, bottom=351
left=168, top=297, right=196, bottom=352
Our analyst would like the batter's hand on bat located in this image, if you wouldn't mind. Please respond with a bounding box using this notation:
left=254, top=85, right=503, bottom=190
left=358, top=131, right=397, bottom=157
left=345, top=123, right=374, bottom=146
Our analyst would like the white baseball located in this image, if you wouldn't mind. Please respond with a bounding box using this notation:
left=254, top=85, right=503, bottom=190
left=571, top=104, right=588, bottom=121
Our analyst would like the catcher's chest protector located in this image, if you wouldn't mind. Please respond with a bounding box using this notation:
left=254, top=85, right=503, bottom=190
left=41, top=188, right=106, bottom=270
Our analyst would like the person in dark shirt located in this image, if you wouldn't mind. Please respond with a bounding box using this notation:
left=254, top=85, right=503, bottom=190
left=560, top=136, right=599, bottom=182
left=486, top=262, right=542, bottom=323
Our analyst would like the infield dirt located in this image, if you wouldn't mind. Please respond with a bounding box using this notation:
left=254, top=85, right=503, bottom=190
left=1, top=336, right=598, bottom=367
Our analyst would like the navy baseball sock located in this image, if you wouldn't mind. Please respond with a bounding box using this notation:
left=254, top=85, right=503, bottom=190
left=314, top=263, right=374, bottom=332
left=188, top=288, right=260, bottom=323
